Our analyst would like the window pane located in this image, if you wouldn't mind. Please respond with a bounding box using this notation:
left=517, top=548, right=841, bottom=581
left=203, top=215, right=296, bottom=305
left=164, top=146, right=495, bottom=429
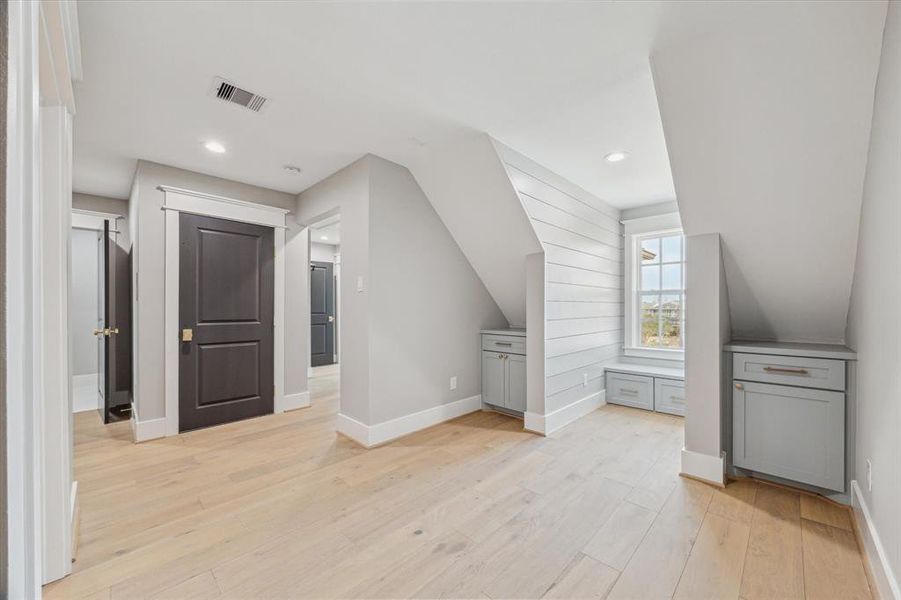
left=641, top=238, right=659, bottom=264
left=661, top=315, right=682, bottom=347
left=641, top=265, right=660, bottom=291
left=660, top=294, right=681, bottom=321
left=661, top=264, right=681, bottom=290
left=641, top=309, right=660, bottom=346
left=640, top=293, right=660, bottom=310
left=662, top=235, right=682, bottom=262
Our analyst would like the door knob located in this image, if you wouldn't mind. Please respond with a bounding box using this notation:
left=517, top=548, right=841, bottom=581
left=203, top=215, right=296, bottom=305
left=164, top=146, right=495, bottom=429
left=328, top=315, right=335, bottom=322
left=109, top=327, right=119, bottom=335
left=182, top=328, right=193, bottom=342
left=93, top=328, right=105, bottom=337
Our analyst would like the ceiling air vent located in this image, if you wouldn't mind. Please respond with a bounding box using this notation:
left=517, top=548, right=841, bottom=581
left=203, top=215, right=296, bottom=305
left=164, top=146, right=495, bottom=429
left=210, top=77, right=269, bottom=113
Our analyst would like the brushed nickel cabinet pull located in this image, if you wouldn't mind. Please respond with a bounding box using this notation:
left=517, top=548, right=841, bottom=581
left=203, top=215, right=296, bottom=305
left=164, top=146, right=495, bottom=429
left=764, top=366, right=809, bottom=375
left=495, top=341, right=513, bottom=346
left=735, top=382, right=744, bottom=390
left=620, top=388, right=639, bottom=395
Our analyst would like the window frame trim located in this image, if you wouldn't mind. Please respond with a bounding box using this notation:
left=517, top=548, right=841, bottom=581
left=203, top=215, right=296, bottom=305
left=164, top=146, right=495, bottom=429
left=622, top=212, right=684, bottom=361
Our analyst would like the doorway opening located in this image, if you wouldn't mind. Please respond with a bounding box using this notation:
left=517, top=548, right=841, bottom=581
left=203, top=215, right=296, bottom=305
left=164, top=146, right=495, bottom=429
left=70, top=211, right=132, bottom=423
left=309, top=216, right=340, bottom=378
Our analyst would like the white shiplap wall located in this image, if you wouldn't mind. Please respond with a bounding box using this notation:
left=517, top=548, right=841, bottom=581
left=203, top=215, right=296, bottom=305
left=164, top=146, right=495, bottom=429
left=500, top=154, right=624, bottom=414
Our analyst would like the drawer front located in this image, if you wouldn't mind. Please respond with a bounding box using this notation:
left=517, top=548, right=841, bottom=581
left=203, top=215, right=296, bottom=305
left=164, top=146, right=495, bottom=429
left=606, top=372, right=653, bottom=411
left=733, top=353, right=845, bottom=391
left=654, top=378, right=685, bottom=416
left=733, top=380, right=845, bottom=491
left=482, top=334, right=526, bottom=355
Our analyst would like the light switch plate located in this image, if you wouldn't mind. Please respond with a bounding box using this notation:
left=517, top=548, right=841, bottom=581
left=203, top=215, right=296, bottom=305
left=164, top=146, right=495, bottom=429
left=449, top=376, right=457, bottom=391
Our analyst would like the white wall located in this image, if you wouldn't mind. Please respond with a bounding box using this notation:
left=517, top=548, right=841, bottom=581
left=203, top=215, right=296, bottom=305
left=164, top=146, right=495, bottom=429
left=406, top=133, right=542, bottom=327
left=846, top=2, right=901, bottom=596
left=368, top=155, right=506, bottom=422
left=129, top=161, right=305, bottom=423
left=310, top=241, right=339, bottom=263
left=651, top=2, right=886, bottom=343
left=682, top=233, right=730, bottom=484
left=70, top=228, right=99, bottom=376
left=297, top=155, right=507, bottom=429
left=297, top=158, right=371, bottom=422
left=72, top=192, right=129, bottom=249
left=496, top=142, right=623, bottom=415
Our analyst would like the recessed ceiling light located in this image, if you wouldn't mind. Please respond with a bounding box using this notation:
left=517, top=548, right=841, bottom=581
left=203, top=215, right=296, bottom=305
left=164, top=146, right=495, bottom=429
left=604, top=151, right=630, bottom=163
left=284, top=165, right=302, bottom=175
left=320, top=235, right=329, bottom=241
left=204, top=140, right=226, bottom=154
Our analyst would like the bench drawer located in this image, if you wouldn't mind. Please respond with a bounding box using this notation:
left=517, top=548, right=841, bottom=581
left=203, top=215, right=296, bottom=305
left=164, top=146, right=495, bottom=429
left=654, top=378, right=685, bottom=416
left=733, top=352, right=845, bottom=391
left=481, top=334, right=525, bottom=355
left=606, top=372, right=653, bottom=411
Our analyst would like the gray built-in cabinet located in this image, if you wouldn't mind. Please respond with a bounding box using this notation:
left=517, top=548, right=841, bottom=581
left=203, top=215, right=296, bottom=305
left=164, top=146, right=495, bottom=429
left=481, top=330, right=527, bottom=415
left=727, top=341, right=855, bottom=493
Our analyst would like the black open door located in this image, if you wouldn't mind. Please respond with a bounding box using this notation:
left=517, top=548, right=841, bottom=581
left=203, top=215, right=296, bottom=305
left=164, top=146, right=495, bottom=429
left=310, top=261, right=335, bottom=366
left=102, top=219, right=132, bottom=423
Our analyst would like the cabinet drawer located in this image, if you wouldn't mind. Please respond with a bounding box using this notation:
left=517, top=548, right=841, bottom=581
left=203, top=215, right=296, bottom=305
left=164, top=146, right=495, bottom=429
left=481, top=334, right=525, bottom=355
left=606, top=372, right=653, bottom=411
left=733, top=353, right=845, bottom=391
left=733, top=380, right=845, bottom=491
left=654, top=378, right=685, bottom=416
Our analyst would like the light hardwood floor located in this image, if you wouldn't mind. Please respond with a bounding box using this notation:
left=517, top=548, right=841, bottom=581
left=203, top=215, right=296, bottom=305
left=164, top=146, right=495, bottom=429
left=45, top=365, right=873, bottom=599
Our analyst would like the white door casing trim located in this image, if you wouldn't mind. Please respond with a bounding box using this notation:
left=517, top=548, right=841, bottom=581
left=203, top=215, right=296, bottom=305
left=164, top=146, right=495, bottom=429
left=160, top=187, right=290, bottom=438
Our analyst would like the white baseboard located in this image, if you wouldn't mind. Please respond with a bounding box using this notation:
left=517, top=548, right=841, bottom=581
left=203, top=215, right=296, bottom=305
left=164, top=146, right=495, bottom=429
left=852, top=480, right=900, bottom=600
left=279, top=391, right=310, bottom=412
left=524, top=389, right=606, bottom=436
left=72, top=373, right=100, bottom=413
left=337, top=394, right=482, bottom=448
left=133, top=415, right=167, bottom=443
left=680, top=448, right=725, bottom=487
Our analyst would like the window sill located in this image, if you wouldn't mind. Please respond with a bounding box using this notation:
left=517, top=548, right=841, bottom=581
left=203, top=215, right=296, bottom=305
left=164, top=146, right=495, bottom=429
left=623, top=346, right=685, bottom=362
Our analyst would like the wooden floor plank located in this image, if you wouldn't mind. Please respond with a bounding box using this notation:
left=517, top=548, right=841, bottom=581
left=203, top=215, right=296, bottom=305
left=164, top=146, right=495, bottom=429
left=44, top=365, right=874, bottom=600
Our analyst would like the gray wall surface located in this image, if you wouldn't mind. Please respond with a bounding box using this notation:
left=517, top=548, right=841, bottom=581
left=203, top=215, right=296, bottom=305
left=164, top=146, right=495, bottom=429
left=296, top=158, right=371, bottom=423
left=496, top=143, right=623, bottom=415
left=130, top=161, right=304, bottom=421
left=684, top=233, right=730, bottom=461
left=296, top=155, right=507, bottom=425
left=368, top=156, right=507, bottom=423
left=70, top=229, right=100, bottom=376
left=1, top=0, right=8, bottom=590
left=846, top=1, right=900, bottom=594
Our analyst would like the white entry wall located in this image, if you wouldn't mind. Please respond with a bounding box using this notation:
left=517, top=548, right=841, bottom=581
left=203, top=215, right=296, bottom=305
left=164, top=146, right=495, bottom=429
left=70, top=228, right=101, bottom=412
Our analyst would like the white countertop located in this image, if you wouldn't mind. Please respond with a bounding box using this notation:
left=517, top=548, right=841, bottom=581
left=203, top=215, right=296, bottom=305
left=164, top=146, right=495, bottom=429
left=481, top=328, right=526, bottom=337
left=724, top=340, right=857, bottom=360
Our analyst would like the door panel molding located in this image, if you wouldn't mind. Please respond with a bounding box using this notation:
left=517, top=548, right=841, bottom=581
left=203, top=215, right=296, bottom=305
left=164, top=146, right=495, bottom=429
left=160, top=187, right=288, bottom=438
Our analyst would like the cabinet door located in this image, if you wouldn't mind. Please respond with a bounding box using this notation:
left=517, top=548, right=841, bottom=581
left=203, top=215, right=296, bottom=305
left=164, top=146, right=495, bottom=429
left=505, top=353, right=527, bottom=412
left=482, top=351, right=506, bottom=408
left=654, top=378, right=685, bottom=416
left=733, top=380, right=845, bottom=491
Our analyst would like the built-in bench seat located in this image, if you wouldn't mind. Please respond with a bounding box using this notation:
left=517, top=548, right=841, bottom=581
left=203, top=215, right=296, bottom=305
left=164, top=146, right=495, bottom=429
left=603, top=361, right=685, bottom=416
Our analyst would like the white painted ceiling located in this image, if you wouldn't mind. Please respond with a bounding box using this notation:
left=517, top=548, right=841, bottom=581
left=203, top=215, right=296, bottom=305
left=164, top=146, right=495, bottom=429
left=71, top=1, right=785, bottom=207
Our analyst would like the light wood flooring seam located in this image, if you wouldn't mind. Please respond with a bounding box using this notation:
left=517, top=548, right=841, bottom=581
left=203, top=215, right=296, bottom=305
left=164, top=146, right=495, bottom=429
left=44, top=365, right=872, bottom=600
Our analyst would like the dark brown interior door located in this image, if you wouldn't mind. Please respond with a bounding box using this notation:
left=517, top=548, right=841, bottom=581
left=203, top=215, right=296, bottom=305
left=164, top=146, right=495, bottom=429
left=179, top=213, right=274, bottom=432
left=310, top=260, right=335, bottom=367
left=102, top=220, right=132, bottom=423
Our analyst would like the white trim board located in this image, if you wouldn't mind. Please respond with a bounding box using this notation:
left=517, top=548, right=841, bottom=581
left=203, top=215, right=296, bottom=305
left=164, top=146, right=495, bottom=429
left=524, top=389, right=606, bottom=436
left=852, top=481, right=901, bottom=600
left=160, top=186, right=288, bottom=437
left=71, top=209, right=121, bottom=232
left=281, top=391, right=311, bottom=412
left=337, top=395, right=482, bottom=448
left=680, top=448, right=726, bottom=487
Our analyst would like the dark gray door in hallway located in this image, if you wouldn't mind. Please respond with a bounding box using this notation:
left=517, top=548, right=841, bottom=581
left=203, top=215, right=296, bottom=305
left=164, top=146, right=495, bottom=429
left=179, top=213, right=274, bottom=432
left=310, top=260, right=335, bottom=366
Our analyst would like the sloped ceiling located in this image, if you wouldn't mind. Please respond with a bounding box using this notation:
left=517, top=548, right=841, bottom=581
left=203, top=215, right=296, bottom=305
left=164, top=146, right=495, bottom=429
left=652, top=1, right=887, bottom=343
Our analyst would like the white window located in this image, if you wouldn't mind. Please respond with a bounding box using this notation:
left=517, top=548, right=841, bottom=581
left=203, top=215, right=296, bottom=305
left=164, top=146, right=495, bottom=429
left=623, top=213, right=684, bottom=360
